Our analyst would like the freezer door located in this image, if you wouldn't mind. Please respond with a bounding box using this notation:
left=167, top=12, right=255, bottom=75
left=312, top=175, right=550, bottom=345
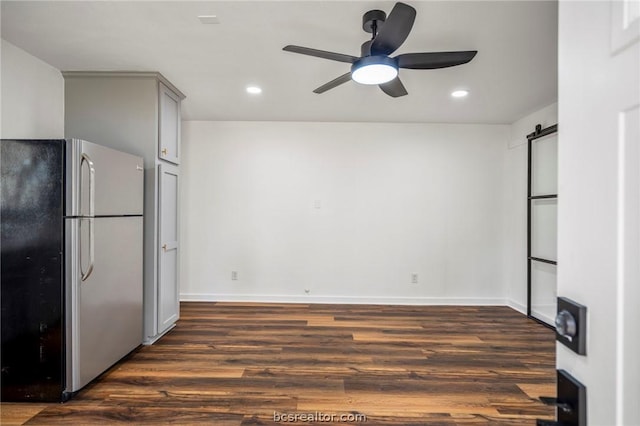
left=66, top=216, right=143, bottom=392
left=66, top=139, right=144, bottom=217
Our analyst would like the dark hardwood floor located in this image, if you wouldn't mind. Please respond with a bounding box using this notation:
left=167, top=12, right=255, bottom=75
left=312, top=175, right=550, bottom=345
left=2, top=302, right=555, bottom=425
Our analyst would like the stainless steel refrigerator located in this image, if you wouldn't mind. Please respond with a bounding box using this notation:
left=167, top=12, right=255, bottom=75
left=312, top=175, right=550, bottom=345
left=1, top=139, right=144, bottom=401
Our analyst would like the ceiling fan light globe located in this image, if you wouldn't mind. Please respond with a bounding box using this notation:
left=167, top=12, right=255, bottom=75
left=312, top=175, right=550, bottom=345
left=352, top=64, right=398, bottom=85
left=351, top=56, right=398, bottom=85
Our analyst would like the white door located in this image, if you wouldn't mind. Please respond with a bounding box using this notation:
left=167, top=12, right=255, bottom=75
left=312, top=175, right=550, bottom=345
left=158, top=163, right=180, bottom=333
left=558, top=1, right=639, bottom=424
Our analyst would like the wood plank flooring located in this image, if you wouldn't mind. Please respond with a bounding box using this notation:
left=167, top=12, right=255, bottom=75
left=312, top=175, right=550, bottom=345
left=2, top=302, right=556, bottom=425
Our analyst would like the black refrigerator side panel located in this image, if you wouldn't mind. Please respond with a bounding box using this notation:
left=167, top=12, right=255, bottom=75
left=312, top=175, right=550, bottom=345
left=1, top=139, right=65, bottom=401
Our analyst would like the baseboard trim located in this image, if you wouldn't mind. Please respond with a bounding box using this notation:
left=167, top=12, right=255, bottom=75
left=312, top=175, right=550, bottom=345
left=180, top=293, right=508, bottom=306
left=507, top=299, right=527, bottom=314
left=506, top=299, right=555, bottom=324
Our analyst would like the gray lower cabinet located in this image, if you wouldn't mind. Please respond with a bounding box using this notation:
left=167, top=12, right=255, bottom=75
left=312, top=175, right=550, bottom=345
left=158, top=163, right=180, bottom=333
left=63, top=71, right=185, bottom=344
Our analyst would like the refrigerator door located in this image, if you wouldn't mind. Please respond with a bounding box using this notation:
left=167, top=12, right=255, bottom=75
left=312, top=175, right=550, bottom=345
left=66, top=139, right=144, bottom=217
left=66, top=216, right=143, bottom=392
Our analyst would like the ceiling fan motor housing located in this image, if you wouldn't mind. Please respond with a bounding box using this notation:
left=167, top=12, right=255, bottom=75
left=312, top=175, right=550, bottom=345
left=361, top=40, right=373, bottom=57
left=362, top=10, right=387, bottom=33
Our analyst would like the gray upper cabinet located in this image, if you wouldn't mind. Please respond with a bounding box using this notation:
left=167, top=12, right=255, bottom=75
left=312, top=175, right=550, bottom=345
left=159, top=83, right=181, bottom=165
left=63, top=72, right=185, bottom=345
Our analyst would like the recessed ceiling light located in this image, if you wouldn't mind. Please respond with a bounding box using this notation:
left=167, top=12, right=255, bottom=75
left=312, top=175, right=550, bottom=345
left=198, top=15, right=220, bottom=24
left=246, top=86, right=262, bottom=95
left=451, top=89, right=469, bottom=98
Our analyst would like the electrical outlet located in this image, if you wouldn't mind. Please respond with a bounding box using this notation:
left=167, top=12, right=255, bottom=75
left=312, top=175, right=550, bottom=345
left=411, top=273, right=418, bottom=284
left=231, top=271, right=238, bottom=281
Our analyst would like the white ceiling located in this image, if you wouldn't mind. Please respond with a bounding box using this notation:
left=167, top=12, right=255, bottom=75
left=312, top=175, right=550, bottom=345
left=1, top=1, right=558, bottom=124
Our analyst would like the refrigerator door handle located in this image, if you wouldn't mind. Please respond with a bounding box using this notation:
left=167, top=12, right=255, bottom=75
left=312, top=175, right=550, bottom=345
left=80, top=153, right=95, bottom=281
left=80, top=218, right=95, bottom=282
left=80, top=153, right=95, bottom=217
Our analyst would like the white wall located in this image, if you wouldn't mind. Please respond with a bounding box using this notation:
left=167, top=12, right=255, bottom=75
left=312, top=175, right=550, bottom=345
left=0, top=39, right=64, bottom=139
left=503, top=102, right=558, bottom=314
left=181, top=121, right=510, bottom=304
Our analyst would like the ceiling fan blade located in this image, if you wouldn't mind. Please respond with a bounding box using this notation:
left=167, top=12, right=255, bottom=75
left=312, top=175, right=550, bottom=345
left=370, top=2, right=416, bottom=56
left=396, top=51, right=477, bottom=69
left=313, top=72, right=352, bottom=94
left=283, top=45, right=359, bottom=64
left=379, top=77, right=408, bottom=97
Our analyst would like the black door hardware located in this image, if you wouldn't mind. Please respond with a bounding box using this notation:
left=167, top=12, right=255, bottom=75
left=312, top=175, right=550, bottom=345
left=540, top=396, right=572, bottom=413
left=555, top=297, right=587, bottom=355
left=537, top=369, right=586, bottom=426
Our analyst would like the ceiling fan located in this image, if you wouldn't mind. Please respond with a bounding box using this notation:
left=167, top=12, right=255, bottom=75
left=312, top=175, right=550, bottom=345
left=283, top=2, right=477, bottom=98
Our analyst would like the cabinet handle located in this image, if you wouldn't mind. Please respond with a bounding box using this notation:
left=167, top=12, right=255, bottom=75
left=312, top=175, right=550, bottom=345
left=162, top=244, right=167, bottom=251
left=161, top=148, right=167, bottom=156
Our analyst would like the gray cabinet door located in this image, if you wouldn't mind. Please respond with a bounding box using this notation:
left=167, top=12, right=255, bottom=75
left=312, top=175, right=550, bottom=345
left=158, top=83, right=180, bottom=165
left=157, top=163, right=179, bottom=333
